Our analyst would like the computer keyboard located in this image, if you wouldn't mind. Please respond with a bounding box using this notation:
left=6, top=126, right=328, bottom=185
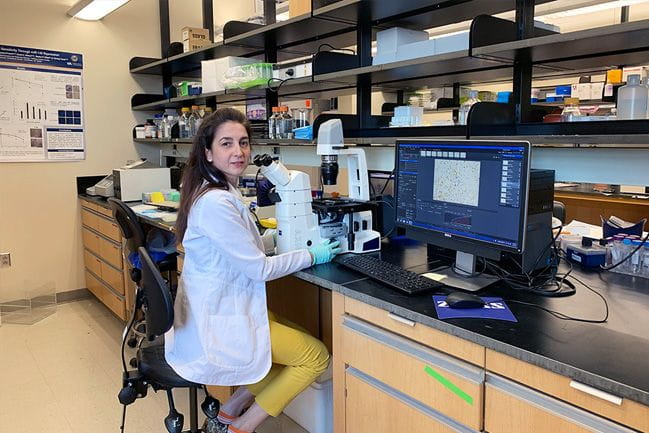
left=334, top=254, right=445, bottom=295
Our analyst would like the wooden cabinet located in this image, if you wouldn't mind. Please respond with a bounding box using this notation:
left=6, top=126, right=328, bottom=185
left=554, top=192, right=649, bottom=227
left=486, top=350, right=649, bottom=433
left=333, top=293, right=649, bottom=433
left=80, top=198, right=127, bottom=320
left=345, top=297, right=484, bottom=367
left=345, top=368, right=464, bottom=433
left=341, top=316, right=483, bottom=430
left=85, top=270, right=126, bottom=319
left=334, top=293, right=484, bottom=433
left=485, top=374, right=636, bottom=433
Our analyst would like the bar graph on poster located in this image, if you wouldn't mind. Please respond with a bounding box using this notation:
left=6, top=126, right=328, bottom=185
left=0, top=44, right=85, bottom=162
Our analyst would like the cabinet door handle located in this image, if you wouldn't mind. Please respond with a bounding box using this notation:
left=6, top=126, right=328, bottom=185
left=569, top=380, right=623, bottom=405
left=387, top=312, right=415, bottom=327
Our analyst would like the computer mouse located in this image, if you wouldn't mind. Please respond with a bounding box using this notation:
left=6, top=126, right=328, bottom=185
left=445, top=291, right=486, bottom=309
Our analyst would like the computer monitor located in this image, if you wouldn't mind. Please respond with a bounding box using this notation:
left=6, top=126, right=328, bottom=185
left=395, top=139, right=531, bottom=291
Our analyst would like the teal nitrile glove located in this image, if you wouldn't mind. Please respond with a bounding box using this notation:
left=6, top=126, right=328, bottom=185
left=309, top=240, right=342, bottom=265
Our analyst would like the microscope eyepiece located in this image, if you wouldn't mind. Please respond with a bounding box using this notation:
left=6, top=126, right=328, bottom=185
left=253, top=154, right=274, bottom=167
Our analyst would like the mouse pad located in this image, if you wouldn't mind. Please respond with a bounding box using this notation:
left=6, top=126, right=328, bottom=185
left=433, top=296, right=517, bottom=322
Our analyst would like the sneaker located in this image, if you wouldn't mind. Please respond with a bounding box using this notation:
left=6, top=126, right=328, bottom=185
left=202, top=417, right=229, bottom=433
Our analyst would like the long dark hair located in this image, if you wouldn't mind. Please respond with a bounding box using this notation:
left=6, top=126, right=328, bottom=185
left=175, top=107, right=252, bottom=242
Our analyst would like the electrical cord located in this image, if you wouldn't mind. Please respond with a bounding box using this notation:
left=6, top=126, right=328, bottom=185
left=507, top=273, right=609, bottom=323
left=120, top=404, right=128, bottom=433
left=118, top=294, right=141, bottom=433
left=484, top=224, right=577, bottom=297
left=120, top=305, right=139, bottom=373
left=266, top=77, right=293, bottom=93
left=600, top=231, right=649, bottom=271
left=317, top=43, right=356, bottom=55
left=266, top=43, right=355, bottom=97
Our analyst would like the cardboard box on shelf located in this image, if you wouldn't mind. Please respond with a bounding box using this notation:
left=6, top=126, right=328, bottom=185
left=289, top=0, right=311, bottom=18
left=182, top=27, right=211, bottom=52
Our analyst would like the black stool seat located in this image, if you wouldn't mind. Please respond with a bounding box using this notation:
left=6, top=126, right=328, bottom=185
left=138, top=340, right=198, bottom=388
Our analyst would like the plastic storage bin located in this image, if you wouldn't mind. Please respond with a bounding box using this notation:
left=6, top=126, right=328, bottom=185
left=283, top=365, right=333, bottom=433
left=201, top=57, right=255, bottom=92
left=223, top=63, right=273, bottom=89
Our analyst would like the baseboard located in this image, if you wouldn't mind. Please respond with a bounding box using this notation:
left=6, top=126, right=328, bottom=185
left=57, top=288, right=93, bottom=304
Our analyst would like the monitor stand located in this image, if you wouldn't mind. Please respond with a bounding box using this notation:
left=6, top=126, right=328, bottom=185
left=433, top=251, right=498, bottom=292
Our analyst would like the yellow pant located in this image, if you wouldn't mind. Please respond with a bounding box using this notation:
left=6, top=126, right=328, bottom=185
left=246, top=310, right=330, bottom=417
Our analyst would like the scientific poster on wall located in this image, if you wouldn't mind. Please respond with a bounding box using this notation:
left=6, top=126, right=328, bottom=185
left=0, top=44, right=85, bottom=162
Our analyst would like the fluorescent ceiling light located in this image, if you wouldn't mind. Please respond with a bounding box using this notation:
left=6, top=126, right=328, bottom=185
left=537, top=0, right=649, bottom=19
left=425, top=0, right=649, bottom=37
left=67, top=0, right=131, bottom=21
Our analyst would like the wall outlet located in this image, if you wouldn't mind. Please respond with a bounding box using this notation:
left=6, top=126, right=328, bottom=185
left=0, top=253, right=10, bottom=268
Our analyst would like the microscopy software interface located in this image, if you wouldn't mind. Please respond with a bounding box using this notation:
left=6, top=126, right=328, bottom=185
left=396, top=142, right=526, bottom=250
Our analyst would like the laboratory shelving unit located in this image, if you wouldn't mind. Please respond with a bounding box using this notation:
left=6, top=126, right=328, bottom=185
left=129, top=0, right=649, bottom=147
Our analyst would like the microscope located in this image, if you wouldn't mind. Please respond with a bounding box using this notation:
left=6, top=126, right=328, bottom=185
left=253, top=119, right=381, bottom=255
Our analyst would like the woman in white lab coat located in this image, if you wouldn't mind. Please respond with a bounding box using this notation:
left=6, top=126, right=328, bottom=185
left=166, top=108, right=340, bottom=433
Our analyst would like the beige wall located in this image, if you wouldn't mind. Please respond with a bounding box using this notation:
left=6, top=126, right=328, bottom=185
left=0, top=0, right=204, bottom=299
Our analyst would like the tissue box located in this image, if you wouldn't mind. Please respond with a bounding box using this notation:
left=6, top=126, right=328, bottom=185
left=201, top=57, right=255, bottom=93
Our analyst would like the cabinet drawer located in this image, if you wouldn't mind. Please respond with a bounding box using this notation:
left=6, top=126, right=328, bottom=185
left=84, top=270, right=125, bottom=320
left=85, top=270, right=103, bottom=299
left=486, top=350, right=649, bottom=432
left=97, top=218, right=121, bottom=242
left=101, top=284, right=126, bottom=320
left=344, top=297, right=484, bottom=366
left=99, top=237, right=122, bottom=269
left=84, top=250, right=102, bottom=276
left=80, top=199, right=100, bottom=213
left=101, top=262, right=124, bottom=295
left=342, top=316, right=483, bottom=431
left=485, top=374, right=636, bottom=433
left=94, top=205, right=113, bottom=218
left=82, top=228, right=101, bottom=255
left=177, top=255, right=184, bottom=274
left=81, top=208, right=101, bottom=231
left=345, top=367, right=479, bottom=433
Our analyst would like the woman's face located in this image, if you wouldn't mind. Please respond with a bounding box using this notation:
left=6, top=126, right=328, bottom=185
left=206, top=121, right=250, bottom=185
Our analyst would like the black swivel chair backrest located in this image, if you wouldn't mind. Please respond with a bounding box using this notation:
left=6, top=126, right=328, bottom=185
left=138, top=246, right=174, bottom=341
left=553, top=200, right=566, bottom=224
left=108, top=197, right=146, bottom=250
left=118, top=248, right=216, bottom=433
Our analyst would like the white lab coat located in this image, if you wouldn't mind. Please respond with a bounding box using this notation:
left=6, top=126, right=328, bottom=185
left=165, top=184, right=312, bottom=385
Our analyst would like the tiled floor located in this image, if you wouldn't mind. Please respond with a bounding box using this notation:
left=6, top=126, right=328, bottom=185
left=0, top=298, right=308, bottom=433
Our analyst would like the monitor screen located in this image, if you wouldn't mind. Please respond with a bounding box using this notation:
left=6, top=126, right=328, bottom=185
left=395, top=140, right=530, bottom=254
